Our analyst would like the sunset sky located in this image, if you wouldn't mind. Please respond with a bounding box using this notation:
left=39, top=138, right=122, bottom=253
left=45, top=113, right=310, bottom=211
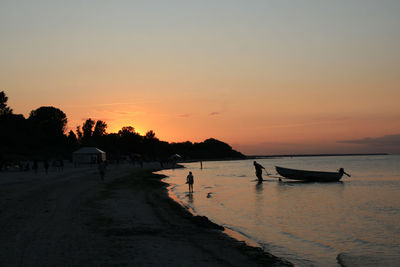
left=1, top=0, right=399, bottom=155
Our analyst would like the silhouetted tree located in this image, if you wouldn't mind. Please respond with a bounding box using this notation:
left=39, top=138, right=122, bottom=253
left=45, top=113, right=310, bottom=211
left=82, top=118, right=95, bottom=141
left=170, top=141, right=193, bottom=159
left=0, top=92, right=32, bottom=163
left=67, top=130, right=78, bottom=147
left=98, top=133, right=120, bottom=159
left=27, top=106, right=68, bottom=157
left=0, top=91, right=13, bottom=116
left=144, top=130, right=157, bottom=140
left=76, top=126, right=83, bottom=141
left=118, top=126, right=136, bottom=136
left=93, top=120, right=107, bottom=137
left=143, top=130, right=158, bottom=160
left=0, top=94, right=245, bottom=163
left=0, top=113, right=29, bottom=160
left=29, top=106, right=67, bottom=137
left=192, top=138, right=244, bottom=159
left=117, top=126, right=143, bottom=155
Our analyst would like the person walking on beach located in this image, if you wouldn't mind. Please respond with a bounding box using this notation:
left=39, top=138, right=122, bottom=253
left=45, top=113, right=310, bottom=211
left=98, top=161, right=106, bottom=181
left=253, top=161, right=265, bottom=183
left=44, top=160, right=49, bottom=175
left=32, top=160, right=38, bottom=174
left=186, top=171, right=194, bottom=193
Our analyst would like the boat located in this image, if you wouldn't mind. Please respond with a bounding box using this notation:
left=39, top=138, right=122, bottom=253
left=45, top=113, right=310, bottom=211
left=275, top=166, right=350, bottom=182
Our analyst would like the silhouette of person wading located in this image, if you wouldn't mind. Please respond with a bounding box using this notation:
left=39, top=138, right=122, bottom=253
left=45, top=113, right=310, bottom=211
left=253, top=161, right=265, bottom=183
left=186, top=171, right=194, bottom=193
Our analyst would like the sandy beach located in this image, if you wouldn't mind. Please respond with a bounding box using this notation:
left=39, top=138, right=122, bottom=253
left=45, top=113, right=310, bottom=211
left=0, top=162, right=291, bottom=266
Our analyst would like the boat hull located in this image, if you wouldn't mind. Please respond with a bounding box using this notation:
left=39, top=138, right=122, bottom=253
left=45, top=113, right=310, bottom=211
left=275, top=166, right=343, bottom=182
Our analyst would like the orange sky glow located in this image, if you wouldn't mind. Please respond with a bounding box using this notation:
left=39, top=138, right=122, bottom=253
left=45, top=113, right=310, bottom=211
left=1, top=1, right=400, bottom=155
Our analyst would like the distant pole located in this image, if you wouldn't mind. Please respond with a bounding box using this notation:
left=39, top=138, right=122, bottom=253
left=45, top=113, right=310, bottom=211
left=200, top=161, right=203, bottom=169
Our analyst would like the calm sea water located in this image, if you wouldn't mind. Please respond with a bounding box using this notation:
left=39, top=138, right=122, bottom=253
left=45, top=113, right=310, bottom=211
left=158, top=155, right=400, bottom=266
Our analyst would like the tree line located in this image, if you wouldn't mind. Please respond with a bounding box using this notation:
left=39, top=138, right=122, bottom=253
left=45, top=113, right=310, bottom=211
left=0, top=91, right=244, bottom=165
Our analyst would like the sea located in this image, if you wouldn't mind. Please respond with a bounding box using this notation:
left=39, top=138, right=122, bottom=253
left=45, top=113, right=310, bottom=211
left=157, top=155, right=400, bottom=266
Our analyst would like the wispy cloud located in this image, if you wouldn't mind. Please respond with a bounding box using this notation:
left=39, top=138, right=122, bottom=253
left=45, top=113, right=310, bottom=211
left=258, top=117, right=349, bottom=130
left=93, top=109, right=143, bottom=116
left=312, top=116, right=349, bottom=122
left=338, top=134, right=400, bottom=146
left=209, top=112, right=220, bottom=116
left=258, top=121, right=325, bottom=129
left=179, top=113, right=191, bottom=118
left=65, top=101, right=157, bottom=108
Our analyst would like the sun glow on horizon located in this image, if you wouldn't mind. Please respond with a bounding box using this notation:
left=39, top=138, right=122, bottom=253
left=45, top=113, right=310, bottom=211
left=105, top=120, right=148, bottom=136
left=2, top=1, right=400, bottom=154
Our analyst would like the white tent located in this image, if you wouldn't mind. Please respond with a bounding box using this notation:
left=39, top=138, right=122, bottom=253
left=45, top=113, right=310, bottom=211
left=72, top=147, right=106, bottom=165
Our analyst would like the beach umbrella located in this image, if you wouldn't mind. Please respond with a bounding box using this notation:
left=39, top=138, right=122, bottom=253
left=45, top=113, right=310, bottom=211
left=169, top=154, right=182, bottom=160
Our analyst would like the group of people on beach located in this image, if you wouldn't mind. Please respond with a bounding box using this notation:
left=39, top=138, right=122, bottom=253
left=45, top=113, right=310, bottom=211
left=0, top=159, right=65, bottom=174
left=185, top=161, right=268, bottom=193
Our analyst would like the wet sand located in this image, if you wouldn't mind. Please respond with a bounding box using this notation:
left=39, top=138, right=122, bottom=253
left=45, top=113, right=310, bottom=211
left=0, top=162, right=291, bottom=266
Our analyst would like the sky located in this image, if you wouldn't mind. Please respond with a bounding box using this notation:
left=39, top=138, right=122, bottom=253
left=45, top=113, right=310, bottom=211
left=1, top=0, right=399, bottom=155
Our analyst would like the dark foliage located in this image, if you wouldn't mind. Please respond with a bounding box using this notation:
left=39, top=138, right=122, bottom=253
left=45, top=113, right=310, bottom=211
left=93, top=120, right=107, bottom=137
left=27, top=106, right=68, bottom=157
left=0, top=113, right=30, bottom=159
left=0, top=91, right=13, bottom=116
left=29, top=106, right=67, bottom=136
left=0, top=91, right=245, bottom=165
left=82, top=118, right=95, bottom=143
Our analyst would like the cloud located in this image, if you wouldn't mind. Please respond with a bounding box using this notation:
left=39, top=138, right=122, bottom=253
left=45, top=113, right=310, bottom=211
left=312, top=115, right=350, bottom=122
left=92, top=109, right=143, bottom=117
left=259, top=117, right=349, bottom=130
left=338, top=134, right=400, bottom=146
left=179, top=113, right=191, bottom=118
left=209, top=112, right=220, bottom=116
left=66, top=101, right=157, bottom=108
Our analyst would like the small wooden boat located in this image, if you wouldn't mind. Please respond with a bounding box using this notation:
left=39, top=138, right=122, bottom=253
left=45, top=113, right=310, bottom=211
left=275, top=166, right=350, bottom=182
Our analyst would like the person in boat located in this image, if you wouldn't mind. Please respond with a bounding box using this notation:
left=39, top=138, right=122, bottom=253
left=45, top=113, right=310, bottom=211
left=253, top=161, right=265, bottom=183
left=186, top=171, right=194, bottom=193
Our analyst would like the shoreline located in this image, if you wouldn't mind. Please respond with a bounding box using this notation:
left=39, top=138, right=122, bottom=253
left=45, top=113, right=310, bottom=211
left=94, top=164, right=293, bottom=266
left=154, top=167, right=293, bottom=266
left=0, top=162, right=292, bottom=266
left=162, top=171, right=263, bottom=249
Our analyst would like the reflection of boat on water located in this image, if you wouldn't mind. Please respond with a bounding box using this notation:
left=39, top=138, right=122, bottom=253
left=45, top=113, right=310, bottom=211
left=275, top=166, right=350, bottom=182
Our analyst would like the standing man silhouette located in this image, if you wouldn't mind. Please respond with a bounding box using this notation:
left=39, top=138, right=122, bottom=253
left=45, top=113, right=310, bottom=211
left=253, top=161, right=265, bottom=183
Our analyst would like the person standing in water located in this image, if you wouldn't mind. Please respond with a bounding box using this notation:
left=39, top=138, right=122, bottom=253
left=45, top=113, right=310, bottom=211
left=186, top=171, right=194, bottom=193
left=253, top=161, right=265, bottom=183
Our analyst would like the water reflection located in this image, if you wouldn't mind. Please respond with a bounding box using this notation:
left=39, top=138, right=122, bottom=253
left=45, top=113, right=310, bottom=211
left=255, top=182, right=264, bottom=194
left=276, top=180, right=345, bottom=193
left=159, top=155, right=400, bottom=267
left=187, top=192, right=194, bottom=205
left=255, top=182, right=264, bottom=205
left=254, top=182, right=265, bottom=227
